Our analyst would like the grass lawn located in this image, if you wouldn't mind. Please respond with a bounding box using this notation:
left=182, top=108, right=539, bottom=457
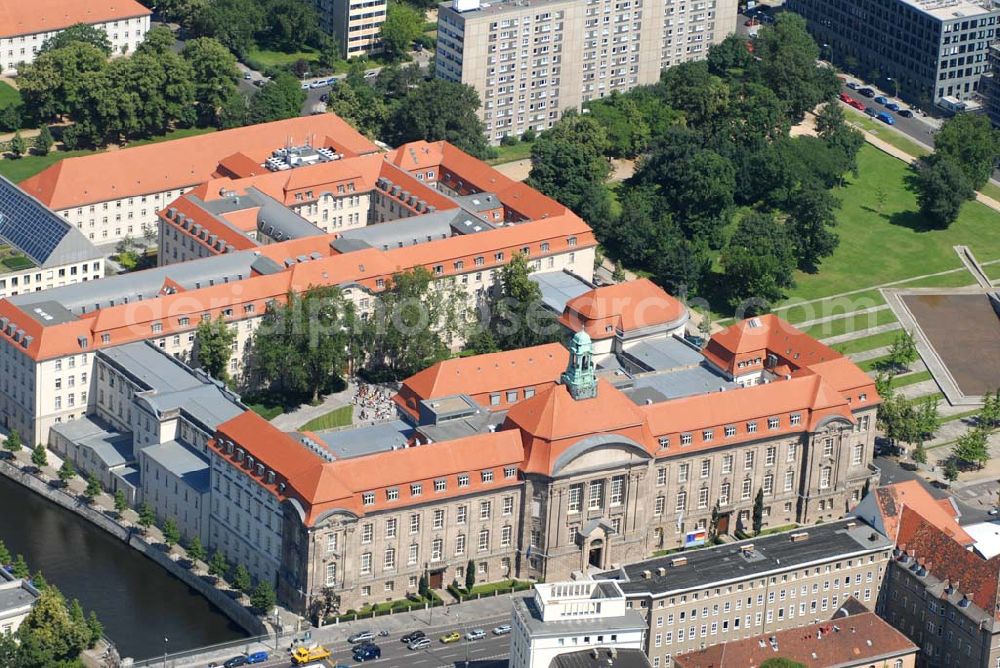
left=846, top=116, right=931, bottom=158
left=858, top=355, right=891, bottom=372
left=830, top=329, right=901, bottom=356
left=0, top=127, right=216, bottom=183
left=780, top=145, right=1000, bottom=303
left=247, top=47, right=320, bottom=68
left=799, top=307, right=897, bottom=339
left=890, top=370, right=933, bottom=389
left=985, top=261, right=1000, bottom=283
left=248, top=402, right=284, bottom=421
left=488, top=140, right=534, bottom=165
left=980, top=182, right=1000, bottom=202
left=0, top=81, right=21, bottom=109
left=298, top=405, right=353, bottom=432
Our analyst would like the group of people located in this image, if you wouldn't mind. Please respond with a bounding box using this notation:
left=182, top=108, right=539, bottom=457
left=352, top=382, right=396, bottom=424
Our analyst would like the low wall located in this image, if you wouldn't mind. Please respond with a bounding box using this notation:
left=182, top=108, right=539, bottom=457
left=0, top=458, right=264, bottom=637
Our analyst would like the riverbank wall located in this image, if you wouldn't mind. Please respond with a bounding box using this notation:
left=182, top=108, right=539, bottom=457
left=0, top=458, right=265, bottom=638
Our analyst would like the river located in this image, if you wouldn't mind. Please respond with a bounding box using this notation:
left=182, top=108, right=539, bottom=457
left=0, top=474, right=246, bottom=660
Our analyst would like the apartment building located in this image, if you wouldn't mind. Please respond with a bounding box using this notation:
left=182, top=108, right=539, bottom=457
left=0, top=0, right=150, bottom=74
left=0, top=177, right=104, bottom=300
left=599, top=519, right=894, bottom=667
left=435, top=0, right=738, bottom=143
left=787, top=0, right=1000, bottom=108
left=18, top=116, right=378, bottom=248
left=309, top=0, right=387, bottom=58
left=509, top=581, right=648, bottom=668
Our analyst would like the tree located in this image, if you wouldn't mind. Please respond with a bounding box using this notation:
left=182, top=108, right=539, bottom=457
left=138, top=503, right=155, bottom=530
left=218, top=89, right=250, bottom=130
left=11, top=554, right=29, bottom=578
left=9, top=131, right=26, bottom=159
left=113, top=489, right=128, bottom=515
left=33, top=126, right=54, bottom=155
left=251, top=286, right=355, bottom=402
left=585, top=92, right=651, bottom=158
left=15, top=587, right=92, bottom=665
left=84, top=474, right=101, bottom=503
left=386, top=80, right=491, bottom=159
left=814, top=102, right=864, bottom=178
left=136, top=25, right=177, bottom=56
left=86, top=611, right=103, bottom=648
left=912, top=443, right=927, bottom=464
left=380, top=2, right=423, bottom=62
left=0, top=540, right=10, bottom=565
left=181, top=37, right=240, bottom=126
left=914, top=154, right=974, bottom=228
left=418, top=572, right=430, bottom=600
left=248, top=73, right=307, bottom=125
left=30, top=571, right=47, bottom=592
left=260, top=0, right=322, bottom=52
left=933, top=113, right=1000, bottom=190
left=485, top=253, right=562, bottom=351
left=759, top=659, right=807, bottom=668
left=18, top=42, right=109, bottom=122
left=752, top=488, right=765, bottom=536
left=944, top=458, right=960, bottom=483
left=953, top=428, right=989, bottom=470
left=231, top=563, right=252, bottom=593
left=39, top=23, right=112, bottom=55
left=658, top=61, right=730, bottom=135
left=190, top=0, right=264, bottom=58
left=465, top=560, right=476, bottom=591
left=187, top=535, right=207, bottom=563
left=162, top=518, right=181, bottom=547
left=785, top=184, right=840, bottom=272
left=209, top=550, right=229, bottom=578
left=720, top=211, right=796, bottom=311
left=4, top=428, right=23, bottom=454
left=195, top=316, right=235, bottom=381
left=707, top=34, right=753, bottom=77
left=980, top=389, right=1000, bottom=429
left=887, top=330, right=919, bottom=372
left=31, top=444, right=48, bottom=469
left=58, top=460, right=75, bottom=485
left=527, top=112, right=612, bottom=217
left=325, top=78, right=390, bottom=138
left=250, top=581, right=277, bottom=615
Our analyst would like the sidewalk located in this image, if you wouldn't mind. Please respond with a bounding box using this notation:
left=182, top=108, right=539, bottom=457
left=268, top=381, right=355, bottom=431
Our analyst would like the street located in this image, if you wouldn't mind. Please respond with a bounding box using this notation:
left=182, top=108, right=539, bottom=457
left=837, top=76, right=939, bottom=148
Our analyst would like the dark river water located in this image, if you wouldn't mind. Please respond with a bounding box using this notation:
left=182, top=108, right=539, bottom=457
left=0, top=474, right=246, bottom=660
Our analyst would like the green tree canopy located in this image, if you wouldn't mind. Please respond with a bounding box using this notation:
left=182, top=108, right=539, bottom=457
left=485, top=253, right=563, bottom=351
left=260, top=0, right=323, bottom=52
left=181, top=37, right=240, bottom=127
left=4, top=428, right=22, bottom=453
left=584, top=92, right=651, bottom=158
left=190, top=0, right=264, bottom=58
left=325, top=78, right=390, bottom=138
left=380, top=2, right=424, bottom=62
left=785, top=184, right=840, bottom=272
left=933, top=113, right=1000, bottom=190
left=162, top=518, right=181, bottom=547
left=250, top=581, right=277, bottom=615
left=136, top=25, right=177, bottom=55
left=953, top=428, right=989, bottom=470
left=707, top=34, right=753, bottom=78
left=39, top=23, right=112, bottom=55
left=195, top=316, right=236, bottom=381
left=248, top=73, right=306, bottom=125
left=720, top=211, right=796, bottom=311
left=386, top=80, right=490, bottom=159
left=18, top=43, right=108, bottom=122
left=231, top=564, right=252, bottom=593
left=527, top=113, right=612, bottom=219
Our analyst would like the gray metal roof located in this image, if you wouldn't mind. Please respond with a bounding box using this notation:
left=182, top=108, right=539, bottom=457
left=334, top=209, right=459, bottom=252
left=0, top=176, right=101, bottom=269
left=0, top=580, right=38, bottom=616
left=51, top=416, right=134, bottom=468
left=551, top=649, right=652, bottom=668
left=626, top=365, right=737, bottom=404
left=102, top=341, right=211, bottom=392
left=246, top=188, right=325, bottom=242
left=621, top=337, right=703, bottom=372
left=141, top=440, right=210, bottom=493
left=314, top=419, right=414, bottom=459
left=531, top=270, right=594, bottom=314
left=9, top=249, right=261, bottom=316
left=452, top=192, right=502, bottom=213
left=601, top=520, right=892, bottom=598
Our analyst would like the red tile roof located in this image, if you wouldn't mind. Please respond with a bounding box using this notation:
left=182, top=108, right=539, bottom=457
left=674, top=609, right=917, bottom=668
left=559, top=278, right=686, bottom=340
left=0, top=0, right=150, bottom=38
left=871, top=481, right=972, bottom=546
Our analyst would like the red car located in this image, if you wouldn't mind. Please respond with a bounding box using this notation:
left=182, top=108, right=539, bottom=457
left=849, top=99, right=866, bottom=111
left=839, top=92, right=854, bottom=104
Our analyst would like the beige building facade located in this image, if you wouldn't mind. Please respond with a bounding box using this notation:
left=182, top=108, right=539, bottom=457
left=310, top=0, right=387, bottom=58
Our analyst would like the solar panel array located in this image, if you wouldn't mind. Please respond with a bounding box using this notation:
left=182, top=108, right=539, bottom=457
left=0, top=180, right=71, bottom=266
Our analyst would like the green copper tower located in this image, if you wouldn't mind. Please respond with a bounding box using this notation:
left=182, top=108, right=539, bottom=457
left=561, top=331, right=597, bottom=400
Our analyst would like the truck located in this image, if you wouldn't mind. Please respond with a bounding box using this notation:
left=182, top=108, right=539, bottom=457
left=291, top=644, right=332, bottom=664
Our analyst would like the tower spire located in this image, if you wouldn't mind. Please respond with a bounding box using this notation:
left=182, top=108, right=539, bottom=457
left=561, top=331, right=597, bottom=400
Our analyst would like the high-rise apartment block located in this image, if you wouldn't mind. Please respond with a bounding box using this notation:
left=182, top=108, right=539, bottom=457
left=435, top=0, right=738, bottom=143
left=309, top=0, right=387, bottom=58
left=787, top=0, right=1000, bottom=108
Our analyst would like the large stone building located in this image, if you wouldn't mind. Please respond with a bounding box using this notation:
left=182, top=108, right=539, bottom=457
left=787, top=0, right=1000, bottom=108
left=435, top=0, right=739, bottom=143
left=0, top=0, right=150, bottom=74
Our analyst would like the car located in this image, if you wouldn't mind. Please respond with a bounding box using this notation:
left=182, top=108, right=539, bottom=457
left=839, top=92, right=855, bottom=104
left=874, top=95, right=889, bottom=105
left=864, top=106, right=877, bottom=117
left=310, top=80, right=327, bottom=89
left=246, top=652, right=269, bottom=664
left=899, top=109, right=914, bottom=118
left=291, top=645, right=332, bottom=665
left=465, top=629, right=486, bottom=641
left=253, top=79, right=265, bottom=88
left=885, top=102, right=901, bottom=112
left=440, top=631, right=461, bottom=644
left=877, top=111, right=895, bottom=125
left=989, top=508, right=999, bottom=516
left=353, top=644, right=381, bottom=661
left=848, top=99, right=866, bottom=111
left=243, top=72, right=252, bottom=80
left=408, top=637, right=432, bottom=650
left=364, top=70, right=378, bottom=79
left=846, top=81, right=860, bottom=90
left=858, top=87, right=876, bottom=98
left=300, top=82, right=310, bottom=90
left=414, top=43, right=424, bottom=52
left=493, top=625, right=512, bottom=636
left=401, top=631, right=426, bottom=644
left=320, top=93, right=329, bottom=102
left=349, top=630, right=376, bottom=644
left=223, top=656, right=247, bottom=668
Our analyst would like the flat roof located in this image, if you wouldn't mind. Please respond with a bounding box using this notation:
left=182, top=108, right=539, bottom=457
left=51, top=416, right=134, bottom=468
left=620, top=337, right=704, bottom=372
left=626, top=365, right=737, bottom=404
left=602, top=520, right=892, bottom=597
left=531, top=270, right=594, bottom=314
left=965, top=521, right=1000, bottom=559
left=141, top=440, right=211, bottom=493
left=552, top=649, right=652, bottom=668
left=899, top=0, right=998, bottom=21
left=513, top=594, right=648, bottom=639
left=315, top=420, right=414, bottom=459
left=0, top=580, right=37, bottom=615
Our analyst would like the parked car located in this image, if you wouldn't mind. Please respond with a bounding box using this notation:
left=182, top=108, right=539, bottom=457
left=364, top=70, right=378, bottom=79
left=846, top=81, right=860, bottom=90
left=246, top=652, right=269, bottom=665
left=493, top=625, right=512, bottom=636
left=243, top=72, right=252, bottom=80
left=319, top=93, right=329, bottom=102
left=222, top=656, right=247, bottom=668
left=899, top=109, right=914, bottom=118
left=864, top=106, right=877, bottom=117
left=310, top=79, right=327, bottom=89
left=353, top=644, right=381, bottom=661
left=401, top=631, right=426, bottom=644
left=440, top=631, right=461, bottom=644
left=858, top=87, right=876, bottom=98
left=874, top=95, right=889, bottom=105
left=300, top=82, right=310, bottom=90
left=848, top=99, right=866, bottom=111
left=877, top=111, right=895, bottom=125
left=465, top=629, right=486, bottom=641
left=348, top=630, right=376, bottom=644
left=839, top=93, right=855, bottom=104
left=885, top=102, right=901, bottom=112
left=408, top=637, right=432, bottom=650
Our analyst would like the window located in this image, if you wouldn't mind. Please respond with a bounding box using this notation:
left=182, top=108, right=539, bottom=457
left=408, top=544, right=419, bottom=565
left=790, top=413, right=801, bottom=426
left=724, top=426, right=736, bottom=438
left=698, top=487, right=709, bottom=509
left=744, top=451, right=754, bottom=470
left=765, top=447, right=776, bottom=466
left=481, top=470, right=494, bottom=483
left=658, top=436, right=669, bottom=449
left=385, top=518, right=397, bottom=538
left=588, top=480, right=604, bottom=509
left=823, top=438, right=834, bottom=458
left=742, top=479, right=752, bottom=500
left=768, top=417, right=780, bottom=430
left=434, top=479, right=446, bottom=493
left=458, top=474, right=470, bottom=487
left=501, top=525, right=512, bottom=547
left=784, top=470, right=794, bottom=492
left=655, top=496, right=665, bottom=516
left=852, top=444, right=863, bottom=465
left=676, top=490, right=687, bottom=512
left=480, top=501, right=491, bottom=520
left=504, top=466, right=516, bottom=479
left=787, top=444, right=798, bottom=462
left=384, top=548, right=396, bottom=570
left=681, top=433, right=692, bottom=446
left=719, top=482, right=731, bottom=506
left=410, top=483, right=422, bottom=496
left=763, top=473, right=774, bottom=495
left=456, top=534, right=466, bottom=555
left=702, top=429, right=714, bottom=442
left=820, top=467, right=832, bottom=489
left=361, top=523, right=373, bottom=543
left=432, top=538, right=443, bottom=561
left=700, top=460, right=710, bottom=478
left=410, top=514, right=420, bottom=534
left=326, top=534, right=338, bottom=554
left=746, top=421, right=757, bottom=433
left=479, top=529, right=490, bottom=552
left=457, top=506, right=467, bottom=524
left=325, top=562, right=336, bottom=585
left=610, top=476, right=625, bottom=505
left=568, top=484, right=583, bottom=512
left=722, top=455, right=733, bottom=474
left=656, top=467, right=667, bottom=486
left=503, top=496, right=514, bottom=516
left=679, top=463, right=690, bottom=483
left=386, top=488, right=399, bottom=501
left=360, top=553, right=372, bottom=574
left=433, top=509, right=445, bottom=529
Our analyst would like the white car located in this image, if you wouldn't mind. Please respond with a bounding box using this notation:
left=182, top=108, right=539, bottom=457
left=310, top=80, right=327, bottom=89
left=300, top=82, right=310, bottom=90
left=465, top=629, right=486, bottom=641
left=492, top=625, right=511, bottom=636
left=364, top=70, right=378, bottom=79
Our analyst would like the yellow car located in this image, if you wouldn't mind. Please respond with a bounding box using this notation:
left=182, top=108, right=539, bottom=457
left=440, top=631, right=461, bottom=644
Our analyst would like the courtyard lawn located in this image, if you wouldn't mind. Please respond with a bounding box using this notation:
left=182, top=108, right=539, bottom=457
left=779, top=145, right=1000, bottom=303
left=488, top=140, right=534, bottom=165
left=798, top=307, right=897, bottom=340
left=0, top=81, right=21, bottom=108
left=298, top=405, right=353, bottom=432
left=830, top=329, right=901, bottom=356
left=985, top=261, right=1000, bottom=283
left=846, top=116, right=931, bottom=158
left=889, top=370, right=933, bottom=389
left=246, top=47, right=320, bottom=69
left=248, top=402, right=283, bottom=421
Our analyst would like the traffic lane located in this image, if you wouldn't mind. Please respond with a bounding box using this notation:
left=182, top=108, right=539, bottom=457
left=838, top=81, right=937, bottom=148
